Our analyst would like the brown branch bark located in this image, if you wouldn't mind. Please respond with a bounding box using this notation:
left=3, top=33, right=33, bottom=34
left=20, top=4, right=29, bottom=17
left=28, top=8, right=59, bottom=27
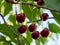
left=13, top=2, right=60, bottom=13
left=27, top=17, right=54, bottom=23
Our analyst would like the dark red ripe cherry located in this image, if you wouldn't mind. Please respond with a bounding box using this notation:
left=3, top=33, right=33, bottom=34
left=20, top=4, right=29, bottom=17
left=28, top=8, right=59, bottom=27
left=16, top=13, right=25, bottom=23
left=18, top=25, right=27, bottom=34
left=28, top=24, right=37, bottom=32
left=41, top=28, right=49, bottom=37
left=40, top=13, right=49, bottom=21
left=37, top=0, right=44, bottom=6
left=31, top=31, right=39, bottom=39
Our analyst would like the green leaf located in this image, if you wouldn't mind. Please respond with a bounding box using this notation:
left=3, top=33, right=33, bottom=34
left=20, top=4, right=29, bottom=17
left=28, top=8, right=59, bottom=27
left=22, top=4, right=41, bottom=22
left=19, top=35, right=30, bottom=45
left=3, top=41, right=12, bottom=45
left=19, top=35, right=25, bottom=45
left=0, top=24, right=17, bottom=43
left=21, top=0, right=28, bottom=1
left=0, top=41, right=12, bottom=45
left=40, top=37, right=47, bottom=45
left=4, top=2, right=12, bottom=15
left=33, top=8, right=41, bottom=24
left=8, top=15, right=16, bottom=25
left=48, top=23, right=60, bottom=33
left=32, top=8, right=40, bottom=20
left=26, top=30, right=32, bottom=44
left=22, top=5, right=33, bottom=21
left=1, top=1, right=12, bottom=16
left=36, top=37, right=47, bottom=45
left=35, top=38, right=40, bottom=45
left=0, top=0, right=3, bottom=11
left=0, top=0, right=2, bottom=6
left=44, top=0, right=60, bottom=11
left=0, top=36, right=5, bottom=41
left=0, top=35, right=12, bottom=45
left=8, top=15, right=18, bottom=34
left=51, top=12, right=60, bottom=24
left=24, top=38, right=30, bottom=45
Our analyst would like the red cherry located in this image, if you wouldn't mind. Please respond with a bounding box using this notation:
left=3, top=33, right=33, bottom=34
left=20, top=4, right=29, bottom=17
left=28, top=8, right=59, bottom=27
left=16, top=13, right=25, bottom=23
left=40, top=28, right=49, bottom=37
left=31, top=31, right=40, bottom=39
left=40, top=13, right=49, bottom=21
left=37, top=0, right=44, bottom=6
left=18, top=25, right=27, bottom=34
left=28, top=24, right=37, bottom=32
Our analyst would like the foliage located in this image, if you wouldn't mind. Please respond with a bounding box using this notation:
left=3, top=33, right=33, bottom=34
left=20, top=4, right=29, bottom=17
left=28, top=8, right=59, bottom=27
left=0, top=0, right=60, bottom=45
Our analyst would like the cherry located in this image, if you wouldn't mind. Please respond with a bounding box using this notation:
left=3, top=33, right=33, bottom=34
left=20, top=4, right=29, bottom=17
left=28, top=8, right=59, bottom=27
left=40, top=13, right=49, bottom=21
left=40, top=28, right=49, bottom=37
left=37, top=0, right=44, bottom=6
left=18, top=25, right=27, bottom=34
left=28, top=24, right=37, bottom=32
left=16, top=13, right=25, bottom=23
left=31, top=31, right=40, bottom=39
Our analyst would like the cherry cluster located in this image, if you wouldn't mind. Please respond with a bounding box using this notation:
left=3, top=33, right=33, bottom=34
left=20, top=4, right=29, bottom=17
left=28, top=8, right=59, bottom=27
left=5, top=0, right=50, bottom=39
left=16, top=13, right=50, bottom=39
left=16, top=13, right=27, bottom=34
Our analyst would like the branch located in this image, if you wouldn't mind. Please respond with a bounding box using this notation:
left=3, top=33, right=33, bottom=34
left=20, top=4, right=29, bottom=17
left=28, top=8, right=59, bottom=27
left=13, top=2, right=60, bottom=13
left=0, top=13, right=20, bottom=45
left=27, top=17, right=54, bottom=23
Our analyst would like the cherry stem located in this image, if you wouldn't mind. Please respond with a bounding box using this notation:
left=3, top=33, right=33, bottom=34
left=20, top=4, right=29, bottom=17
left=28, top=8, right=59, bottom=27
left=27, top=17, right=54, bottom=23
left=41, top=20, right=43, bottom=29
left=15, top=4, right=21, bottom=45
left=13, top=2, right=60, bottom=13
left=41, top=16, right=44, bottom=29
left=0, top=35, right=12, bottom=43
left=15, top=4, right=17, bottom=15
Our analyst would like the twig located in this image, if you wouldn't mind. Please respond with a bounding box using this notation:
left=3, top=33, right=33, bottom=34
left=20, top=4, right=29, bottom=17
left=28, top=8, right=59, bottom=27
left=0, top=13, right=20, bottom=45
left=14, top=4, right=21, bottom=45
left=15, top=4, right=17, bottom=15
left=27, top=17, right=54, bottom=23
left=13, top=2, right=60, bottom=13
left=0, top=35, right=12, bottom=44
